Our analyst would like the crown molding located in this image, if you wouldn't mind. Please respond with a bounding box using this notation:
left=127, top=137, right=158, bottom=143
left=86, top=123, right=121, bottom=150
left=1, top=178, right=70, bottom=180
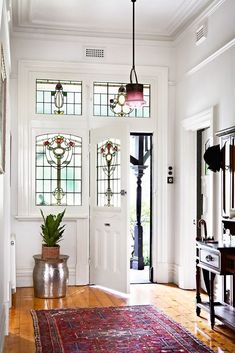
left=11, top=24, right=174, bottom=42
left=167, top=0, right=209, bottom=38
left=10, top=28, right=174, bottom=48
left=181, top=107, right=214, bottom=131
left=187, top=37, right=235, bottom=75
left=12, top=0, right=220, bottom=43
left=174, top=0, right=227, bottom=44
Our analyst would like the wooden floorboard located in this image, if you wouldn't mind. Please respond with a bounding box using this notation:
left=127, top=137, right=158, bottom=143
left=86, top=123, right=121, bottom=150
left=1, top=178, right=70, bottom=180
left=3, top=283, right=235, bottom=352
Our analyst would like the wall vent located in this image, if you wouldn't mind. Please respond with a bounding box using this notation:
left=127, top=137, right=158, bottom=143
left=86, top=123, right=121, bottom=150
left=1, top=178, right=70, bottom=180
left=85, top=48, right=105, bottom=59
left=196, top=22, right=207, bottom=46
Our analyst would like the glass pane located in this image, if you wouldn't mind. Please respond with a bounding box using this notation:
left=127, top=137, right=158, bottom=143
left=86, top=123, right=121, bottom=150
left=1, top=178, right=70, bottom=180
left=44, top=92, right=51, bottom=102
left=67, top=93, right=74, bottom=104
left=67, top=104, right=74, bottom=115
left=44, top=180, right=51, bottom=192
left=74, top=194, right=81, bottom=205
left=101, top=106, right=107, bottom=116
left=101, top=95, right=107, bottom=105
left=36, top=180, right=43, bottom=192
left=36, top=103, right=43, bottom=114
left=66, top=180, right=74, bottom=192
left=74, top=168, right=81, bottom=179
left=43, top=167, right=51, bottom=178
left=44, top=103, right=51, bottom=114
left=94, top=94, right=100, bottom=104
left=67, top=194, right=74, bottom=205
left=36, top=153, right=44, bottom=166
left=36, top=167, right=43, bottom=179
left=75, top=93, right=81, bottom=103
left=37, top=91, right=43, bottom=102
left=67, top=167, right=74, bottom=179
left=75, top=105, right=81, bottom=115
left=94, top=105, right=100, bottom=116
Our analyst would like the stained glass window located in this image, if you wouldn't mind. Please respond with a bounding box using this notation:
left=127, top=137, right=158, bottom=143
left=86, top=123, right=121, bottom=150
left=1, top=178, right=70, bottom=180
left=97, top=139, right=121, bottom=207
left=35, top=133, right=82, bottom=206
left=36, top=79, right=82, bottom=115
left=93, top=82, right=150, bottom=118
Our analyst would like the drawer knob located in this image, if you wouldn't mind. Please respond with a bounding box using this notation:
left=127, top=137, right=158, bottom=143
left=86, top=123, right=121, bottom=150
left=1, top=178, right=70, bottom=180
left=206, top=255, right=214, bottom=262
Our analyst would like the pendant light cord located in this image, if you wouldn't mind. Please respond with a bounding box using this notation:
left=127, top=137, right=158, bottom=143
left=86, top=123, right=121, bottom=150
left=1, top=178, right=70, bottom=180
left=130, top=0, right=138, bottom=84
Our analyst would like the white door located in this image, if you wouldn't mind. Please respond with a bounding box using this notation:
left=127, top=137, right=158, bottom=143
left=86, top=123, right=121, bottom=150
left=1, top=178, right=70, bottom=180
left=90, top=123, right=129, bottom=294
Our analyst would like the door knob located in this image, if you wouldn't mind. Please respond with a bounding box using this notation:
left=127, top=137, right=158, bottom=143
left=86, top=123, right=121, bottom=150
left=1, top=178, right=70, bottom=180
left=120, top=190, right=127, bottom=196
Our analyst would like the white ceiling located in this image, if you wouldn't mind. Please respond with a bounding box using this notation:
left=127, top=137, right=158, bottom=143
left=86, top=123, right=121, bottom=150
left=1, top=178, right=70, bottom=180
left=11, top=0, right=215, bottom=40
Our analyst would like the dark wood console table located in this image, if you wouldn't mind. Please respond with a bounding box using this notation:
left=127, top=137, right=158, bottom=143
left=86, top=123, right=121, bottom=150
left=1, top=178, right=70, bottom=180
left=196, top=241, right=235, bottom=330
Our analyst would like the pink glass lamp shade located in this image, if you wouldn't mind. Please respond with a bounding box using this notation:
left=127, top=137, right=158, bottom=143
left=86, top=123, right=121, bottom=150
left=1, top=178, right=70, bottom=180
left=125, top=83, right=145, bottom=108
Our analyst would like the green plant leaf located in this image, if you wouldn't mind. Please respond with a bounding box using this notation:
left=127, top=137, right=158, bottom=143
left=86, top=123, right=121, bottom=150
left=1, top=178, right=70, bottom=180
left=40, top=209, right=66, bottom=246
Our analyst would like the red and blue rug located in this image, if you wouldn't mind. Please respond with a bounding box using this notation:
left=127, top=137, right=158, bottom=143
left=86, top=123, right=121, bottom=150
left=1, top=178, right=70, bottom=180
left=31, top=305, right=214, bottom=353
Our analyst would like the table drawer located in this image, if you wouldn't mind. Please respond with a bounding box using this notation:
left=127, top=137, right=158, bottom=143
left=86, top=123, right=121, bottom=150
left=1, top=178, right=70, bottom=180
left=200, top=249, right=220, bottom=270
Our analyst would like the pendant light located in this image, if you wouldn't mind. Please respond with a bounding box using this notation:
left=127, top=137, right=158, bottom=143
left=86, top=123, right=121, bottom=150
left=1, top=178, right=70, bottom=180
left=125, top=0, right=145, bottom=108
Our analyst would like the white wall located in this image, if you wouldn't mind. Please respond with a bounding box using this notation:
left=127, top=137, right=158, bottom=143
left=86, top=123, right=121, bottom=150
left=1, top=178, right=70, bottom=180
left=0, top=0, right=12, bottom=350
left=10, top=31, right=176, bottom=288
left=174, top=0, right=235, bottom=288
left=10, top=34, right=175, bottom=79
left=9, top=0, right=235, bottom=295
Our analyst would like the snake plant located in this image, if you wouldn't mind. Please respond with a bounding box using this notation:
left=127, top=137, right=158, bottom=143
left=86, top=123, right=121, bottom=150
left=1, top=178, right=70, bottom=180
left=40, top=209, right=66, bottom=247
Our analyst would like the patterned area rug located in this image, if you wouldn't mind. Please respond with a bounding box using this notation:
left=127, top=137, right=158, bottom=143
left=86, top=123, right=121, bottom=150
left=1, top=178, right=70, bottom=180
left=31, top=305, right=214, bottom=353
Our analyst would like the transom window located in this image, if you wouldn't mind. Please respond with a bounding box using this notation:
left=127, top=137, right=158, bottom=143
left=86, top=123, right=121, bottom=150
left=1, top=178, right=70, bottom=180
left=36, top=79, right=82, bottom=115
left=93, top=82, right=150, bottom=118
left=97, top=139, right=121, bottom=207
left=35, top=133, right=82, bottom=206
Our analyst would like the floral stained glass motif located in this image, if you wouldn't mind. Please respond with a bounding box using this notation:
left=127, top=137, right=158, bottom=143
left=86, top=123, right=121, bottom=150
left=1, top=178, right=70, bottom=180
left=36, top=79, right=82, bottom=115
left=36, top=133, right=82, bottom=206
left=97, top=139, right=121, bottom=207
left=93, top=82, right=150, bottom=118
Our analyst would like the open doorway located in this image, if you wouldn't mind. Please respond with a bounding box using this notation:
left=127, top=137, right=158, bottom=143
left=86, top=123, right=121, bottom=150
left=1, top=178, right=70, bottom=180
left=129, top=133, right=152, bottom=284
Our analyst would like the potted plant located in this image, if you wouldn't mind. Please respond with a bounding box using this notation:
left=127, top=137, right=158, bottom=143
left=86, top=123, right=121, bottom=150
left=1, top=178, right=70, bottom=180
left=40, top=209, right=66, bottom=259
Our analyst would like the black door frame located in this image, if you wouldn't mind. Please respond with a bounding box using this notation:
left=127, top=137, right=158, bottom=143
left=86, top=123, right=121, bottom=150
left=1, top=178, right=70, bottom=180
left=130, top=132, right=153, bottom=282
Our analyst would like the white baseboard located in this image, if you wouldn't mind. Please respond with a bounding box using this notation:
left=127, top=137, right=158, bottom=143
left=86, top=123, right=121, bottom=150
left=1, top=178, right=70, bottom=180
left=16, top=266, right=76, bottom=287
left=0, top=304, right=6, bottom=353
left=177, top=265, right=195, bottom=289
left=153, top=263, right=174, bottom=283
left=172, top=263, right=179, bottom=285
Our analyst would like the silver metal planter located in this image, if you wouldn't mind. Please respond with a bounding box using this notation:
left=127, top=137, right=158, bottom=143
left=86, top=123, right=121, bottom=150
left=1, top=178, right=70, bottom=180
left=33, top=255, right=69, bottom=298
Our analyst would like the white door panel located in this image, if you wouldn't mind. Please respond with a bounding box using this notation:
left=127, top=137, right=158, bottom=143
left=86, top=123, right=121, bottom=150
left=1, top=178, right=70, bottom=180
left=90, top=124, right=129, bottom=294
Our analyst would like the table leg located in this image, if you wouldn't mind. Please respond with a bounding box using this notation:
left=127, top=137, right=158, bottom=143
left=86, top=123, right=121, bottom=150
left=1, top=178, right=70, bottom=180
left=209, top=271, right=216, bottom=329
left=196, top=260, right=201, bottom=316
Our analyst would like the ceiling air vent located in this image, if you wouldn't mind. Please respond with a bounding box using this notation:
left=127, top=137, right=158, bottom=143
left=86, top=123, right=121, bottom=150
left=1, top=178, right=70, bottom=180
left=196, top=22, right=207, bottom=46
left=85, top=48, right=105, bottom=59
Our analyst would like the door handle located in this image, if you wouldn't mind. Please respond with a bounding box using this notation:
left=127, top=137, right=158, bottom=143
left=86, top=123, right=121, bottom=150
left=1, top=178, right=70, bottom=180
left=205, top=255, right=214, bottom=262
left=120, top=189, right=127, bottom=196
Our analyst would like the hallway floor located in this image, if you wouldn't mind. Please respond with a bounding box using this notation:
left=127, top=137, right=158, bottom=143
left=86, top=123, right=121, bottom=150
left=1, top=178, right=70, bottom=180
left=130, top=266, right=150, bottom=283
left=4, top=284, right=235, bottom=353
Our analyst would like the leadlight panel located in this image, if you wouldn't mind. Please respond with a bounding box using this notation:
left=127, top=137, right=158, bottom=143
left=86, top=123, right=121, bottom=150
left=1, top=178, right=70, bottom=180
left=36, top=79, right=82, bottom=115
left=97, top=139, right=121, bottom=207
left=93, top=82, right=150, bottom=118
left=35, top=133, right=82, bottom=206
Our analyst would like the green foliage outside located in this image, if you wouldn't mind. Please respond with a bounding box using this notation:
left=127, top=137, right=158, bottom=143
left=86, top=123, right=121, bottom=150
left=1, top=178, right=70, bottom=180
left=129, top=202, right=150, bottom=266
left=40, top=209, right=66, bottom=247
